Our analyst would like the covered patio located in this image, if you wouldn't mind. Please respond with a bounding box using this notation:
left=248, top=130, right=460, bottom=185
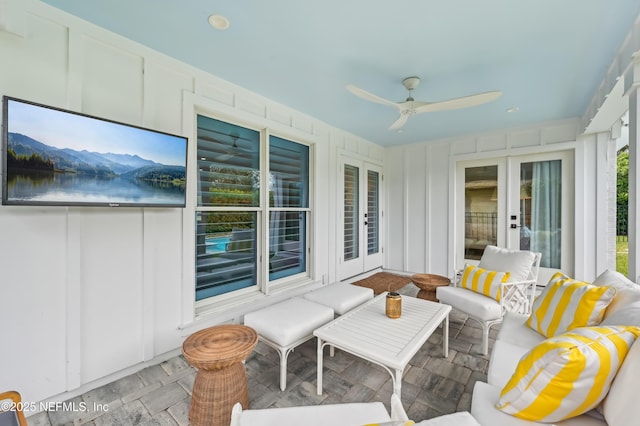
left=2, top=1, right=640, bottom=425
left=27, top=285, right=489, bottom=425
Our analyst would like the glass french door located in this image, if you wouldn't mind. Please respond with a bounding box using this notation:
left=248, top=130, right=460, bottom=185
left=340, top=157, right=383, bottom=280
left=456, top=151, right=573, bottom=283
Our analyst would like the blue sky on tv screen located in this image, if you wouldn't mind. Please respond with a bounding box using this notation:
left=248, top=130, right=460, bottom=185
left=8, top=99, right=187, bottom=166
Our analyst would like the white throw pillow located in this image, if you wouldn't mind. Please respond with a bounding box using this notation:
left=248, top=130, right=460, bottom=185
left=601, top=285, right=640, bottom=327
left=478, top=245, right=536, bottom=283
left=593, top=269, right=637, bottom=289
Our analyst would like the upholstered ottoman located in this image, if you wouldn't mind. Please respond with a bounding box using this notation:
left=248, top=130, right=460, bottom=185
left=303, top=282, right=374, bottom=315
left=244, top=297, right=334, bottom=391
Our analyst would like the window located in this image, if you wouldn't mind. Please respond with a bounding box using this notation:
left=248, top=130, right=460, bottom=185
left=195, top=115, right=310, bottom=301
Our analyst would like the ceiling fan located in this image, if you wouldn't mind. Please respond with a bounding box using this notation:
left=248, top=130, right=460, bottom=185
left=347, top=76, right=502, bottom=130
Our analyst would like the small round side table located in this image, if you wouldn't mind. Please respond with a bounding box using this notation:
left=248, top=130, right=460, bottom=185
left=411, top=273, right=451, bottom=302
left=182, top=324, right=258, bottom=426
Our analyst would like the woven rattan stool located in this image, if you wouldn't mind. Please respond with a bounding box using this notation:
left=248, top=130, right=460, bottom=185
left=411, top=273, right=450, bottom=302
left=182, top=324, right=258, bottom=426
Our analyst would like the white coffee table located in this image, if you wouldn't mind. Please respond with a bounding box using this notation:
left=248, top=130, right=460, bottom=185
left=314, top=292, right=451, bottom=398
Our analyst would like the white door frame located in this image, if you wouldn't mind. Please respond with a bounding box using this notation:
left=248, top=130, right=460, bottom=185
left=338, top=156, right=383, bottom=280
left=454, top=151, right=574, bottom=284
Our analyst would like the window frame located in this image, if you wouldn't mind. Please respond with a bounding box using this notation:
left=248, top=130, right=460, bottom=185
left=185, top=104, right=315, bottom=314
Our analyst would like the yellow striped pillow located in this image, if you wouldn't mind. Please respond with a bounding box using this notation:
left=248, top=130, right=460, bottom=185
left=526, top=272, right=616, bottom=337
left=497, top=326, right=640, bottom=422
left=460, top=264, right=510, bottom=302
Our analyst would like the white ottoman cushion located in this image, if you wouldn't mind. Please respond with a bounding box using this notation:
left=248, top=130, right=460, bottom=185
left=436, top=286, right=502, bottom=321
left=303, top=283, right=373, bottom=315
left=244, top=297, right=334, bottom=346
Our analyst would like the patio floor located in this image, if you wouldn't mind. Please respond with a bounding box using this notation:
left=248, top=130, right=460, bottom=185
left=27, top=284, right=497, bottom=425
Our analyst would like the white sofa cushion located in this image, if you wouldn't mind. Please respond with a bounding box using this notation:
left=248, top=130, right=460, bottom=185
left=436, top=285, right=502, bottom=321
left=487, top=339, right=533, bottom=388
left=478, top=245, right=536, bottom=283
left=496, top=312, right=544, bottom=348
left=303, top=282, right=373, bottom=315
left=526, top=272, right=616, bottom=338
left=602, top=338, right=640, bottom=426
left=496, top=326, right=640, bottom=422
left=243, top=297, right=334, bottom=346
left=471, top=382, right=606, bottom=426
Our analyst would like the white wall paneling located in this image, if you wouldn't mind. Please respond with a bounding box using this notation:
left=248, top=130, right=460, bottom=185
left=404, top=145, right=427, bottom=273
left=0, top=208, right=68, bottom=403
left=0, top=0, right=382, bottom=406
left=385, top=119, right=606, bottom=285
left=427, top=143, right=451, bottom=277
left=80, top=36, right=144, bottom=122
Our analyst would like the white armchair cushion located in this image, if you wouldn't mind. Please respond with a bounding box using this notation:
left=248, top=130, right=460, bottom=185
left=436, top=285, right=502, bottom=321
left=602, top=338, right=640, bottom=426
left=459, top=264, right=510, bottom=301
left=526, top=272, right=616, bottom=338
left=478, top=245, right=536, bottom=283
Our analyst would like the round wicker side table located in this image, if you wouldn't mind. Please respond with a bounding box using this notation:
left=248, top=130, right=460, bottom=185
left=182, top=324, right=258, bottom=426
left=411, top=273, right=451, bottom=302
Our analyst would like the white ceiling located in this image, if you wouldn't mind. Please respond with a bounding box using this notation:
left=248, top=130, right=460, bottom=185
left=40, top=0, right=640, bottom=146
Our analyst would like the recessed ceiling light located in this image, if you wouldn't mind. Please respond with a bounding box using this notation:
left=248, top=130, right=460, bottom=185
left=506, top=106, right=520, bottom=113
left=208, top=14, right=230, bottom=30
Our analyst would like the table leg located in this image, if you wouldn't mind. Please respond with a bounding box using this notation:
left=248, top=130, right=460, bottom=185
left=316, top=338, right=324, bottom=395
left=393, top=369, right=403, bottom=398
left=443, top=314, right=449, bottom=358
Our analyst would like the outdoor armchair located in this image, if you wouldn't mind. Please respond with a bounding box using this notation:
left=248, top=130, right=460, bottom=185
left=436, top=245, right=541, bottom=355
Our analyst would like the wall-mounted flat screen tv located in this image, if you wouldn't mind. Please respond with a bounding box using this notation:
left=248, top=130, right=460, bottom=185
left=1, top=96, right=188, bottom=207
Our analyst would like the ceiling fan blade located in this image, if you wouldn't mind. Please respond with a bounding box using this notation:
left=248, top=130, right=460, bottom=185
left=414, top=91, right=502, bottom=114
left=347, top=84, right=400, bottom=108
left=388, top=112, right=410, bottom=130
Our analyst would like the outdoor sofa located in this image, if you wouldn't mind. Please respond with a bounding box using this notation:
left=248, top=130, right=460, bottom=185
left=470, top=269, right=640, bottom=426
left=232, top=268, right=639, bottom=425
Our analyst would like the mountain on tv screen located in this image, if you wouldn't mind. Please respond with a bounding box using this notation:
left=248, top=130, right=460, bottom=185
left=2, top=97, right=188, bottom=207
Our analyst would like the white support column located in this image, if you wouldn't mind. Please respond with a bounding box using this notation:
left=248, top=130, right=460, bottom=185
left=625, top=53, right=640, bottom=281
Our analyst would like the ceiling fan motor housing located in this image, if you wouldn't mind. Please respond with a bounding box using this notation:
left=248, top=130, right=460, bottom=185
left=402, top=76, right=420, bottom=91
